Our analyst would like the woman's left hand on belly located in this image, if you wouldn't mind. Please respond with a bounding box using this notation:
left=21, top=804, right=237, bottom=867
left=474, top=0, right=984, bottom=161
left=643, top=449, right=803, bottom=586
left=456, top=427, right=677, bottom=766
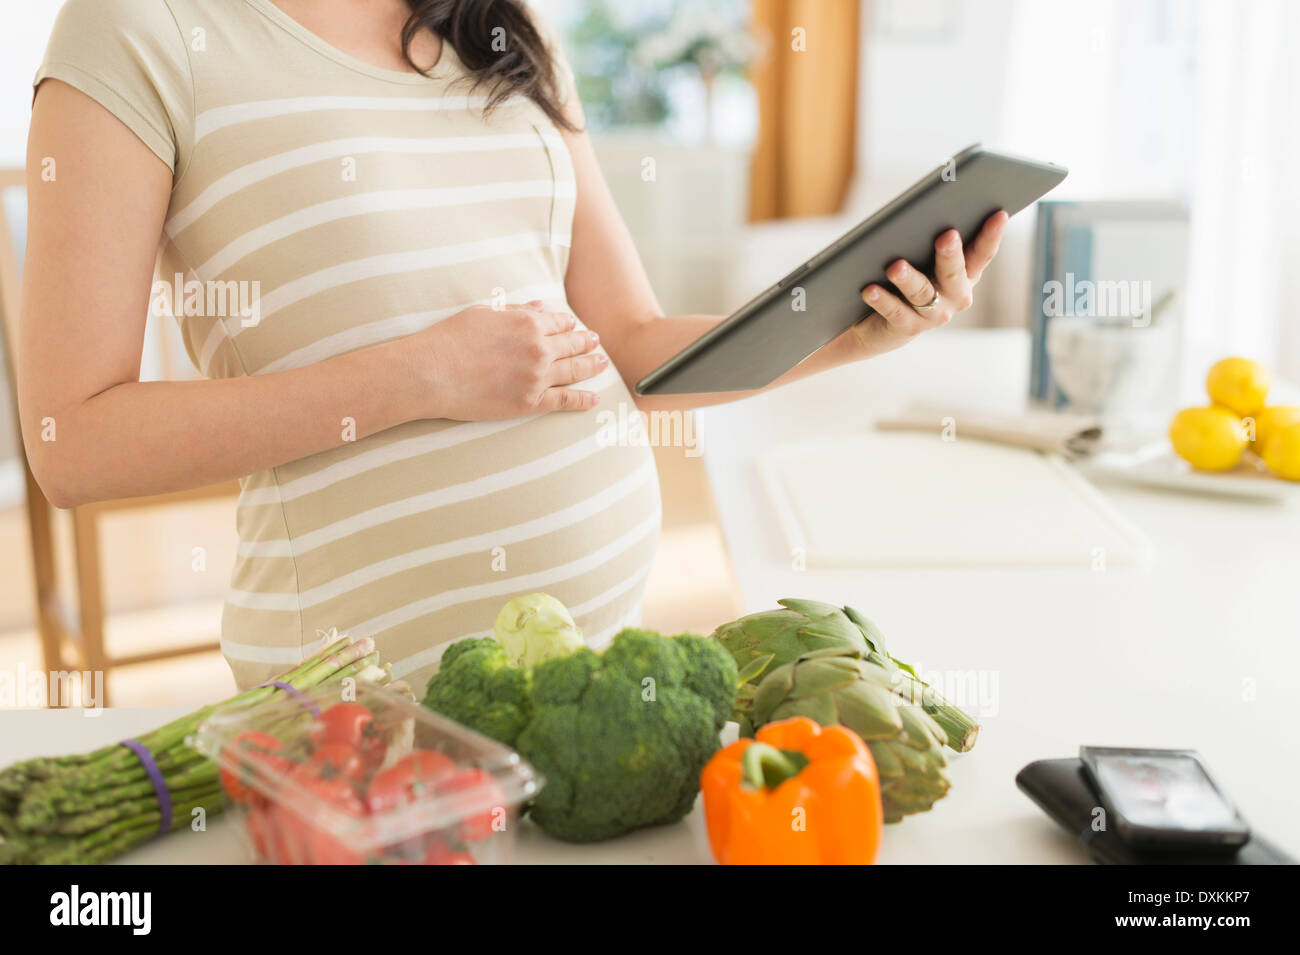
left=848, top=210, right=1008, bottom=359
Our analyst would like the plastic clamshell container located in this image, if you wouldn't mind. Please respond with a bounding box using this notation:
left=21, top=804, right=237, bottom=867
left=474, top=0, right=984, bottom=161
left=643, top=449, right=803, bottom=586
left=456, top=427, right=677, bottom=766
left=194, top=682, right=541, bottom=865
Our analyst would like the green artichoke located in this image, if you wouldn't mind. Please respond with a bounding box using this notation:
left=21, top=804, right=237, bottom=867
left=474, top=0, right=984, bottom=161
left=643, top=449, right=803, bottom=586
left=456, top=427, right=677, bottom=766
left=711, top=597, right=871, bottom=674
left=710, top=597, right=868, bottom=730
left=712, top=599, right=980, bottom=822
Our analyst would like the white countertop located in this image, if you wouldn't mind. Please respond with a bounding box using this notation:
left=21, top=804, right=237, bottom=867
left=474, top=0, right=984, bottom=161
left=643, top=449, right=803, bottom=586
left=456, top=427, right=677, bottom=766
left=695, top=328, right=1300, bottom=862
left=4, top=328, right=1296, bottom=865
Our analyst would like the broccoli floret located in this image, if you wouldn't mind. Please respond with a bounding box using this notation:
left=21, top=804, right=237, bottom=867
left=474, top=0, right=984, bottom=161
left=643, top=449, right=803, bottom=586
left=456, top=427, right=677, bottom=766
left=521, top=629, right=735, bottom=843
left=530, top=646, right=599, bottom=706
left=420, top=627, right=738, bottom=843
left=421, top=638, right=532, bottom=747
left=675, top=633, right=743, bottom=721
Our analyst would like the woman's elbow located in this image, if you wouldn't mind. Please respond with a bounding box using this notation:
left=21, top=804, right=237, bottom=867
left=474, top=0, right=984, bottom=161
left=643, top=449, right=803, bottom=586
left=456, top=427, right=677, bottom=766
left=28, top=463, right=82, bottom=510
left=22, top=439, right=89, bottom=510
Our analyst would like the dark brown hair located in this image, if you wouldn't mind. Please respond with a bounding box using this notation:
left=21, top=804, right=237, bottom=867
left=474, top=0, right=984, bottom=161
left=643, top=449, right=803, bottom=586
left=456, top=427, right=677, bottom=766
left=401, top=0, right=578, bottom=131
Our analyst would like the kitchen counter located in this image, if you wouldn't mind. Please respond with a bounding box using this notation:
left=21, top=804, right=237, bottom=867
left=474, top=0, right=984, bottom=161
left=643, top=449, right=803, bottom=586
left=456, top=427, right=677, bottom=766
left=4, top=328, right=1297, bottom=864
left=695, top=328, right=1300, bottom=862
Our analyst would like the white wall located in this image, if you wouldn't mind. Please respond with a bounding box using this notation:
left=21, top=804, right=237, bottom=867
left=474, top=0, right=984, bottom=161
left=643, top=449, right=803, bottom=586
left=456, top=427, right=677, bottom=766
left=843, top=0, right=1207, bottom=353
left=859, top=0, right=1015, bottom=181
left=0, top=2, right=61, bottom=166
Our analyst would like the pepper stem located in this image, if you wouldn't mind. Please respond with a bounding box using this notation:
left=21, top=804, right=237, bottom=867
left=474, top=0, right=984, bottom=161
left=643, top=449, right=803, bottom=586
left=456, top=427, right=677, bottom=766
left=740, top=743, right=808, bottom=790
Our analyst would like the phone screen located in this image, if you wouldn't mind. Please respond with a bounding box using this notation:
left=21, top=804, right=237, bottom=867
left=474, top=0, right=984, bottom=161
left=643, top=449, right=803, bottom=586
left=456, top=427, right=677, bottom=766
left=1091, top=752, right=1238, bottom=831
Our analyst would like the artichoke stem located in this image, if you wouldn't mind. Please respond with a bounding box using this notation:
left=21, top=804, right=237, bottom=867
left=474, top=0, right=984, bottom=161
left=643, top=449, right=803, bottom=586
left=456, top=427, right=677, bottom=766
left=924, top=695, right=981, bottom=752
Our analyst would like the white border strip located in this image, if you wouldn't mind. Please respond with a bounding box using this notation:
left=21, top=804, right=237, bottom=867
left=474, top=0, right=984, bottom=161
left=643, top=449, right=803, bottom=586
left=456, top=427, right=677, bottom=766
left=199, top=181, right=573, bottom=278
left=238, top=428, right=611, bottom=558
left=194, top=94, right=521, bottom=143
left=249, top=231, right=560, bottom=329
left=253, top=281, right=565, bottom=374
left=229, top=455, right=656, bottom=609
left=237, top=363, right=618, bottom=511
left=348, top=510, right=660, bottom=643
left=167, top=132, right=566, bottom=235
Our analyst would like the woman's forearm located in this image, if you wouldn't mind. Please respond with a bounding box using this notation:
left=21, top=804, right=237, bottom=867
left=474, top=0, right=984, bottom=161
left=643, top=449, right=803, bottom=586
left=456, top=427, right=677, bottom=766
left=25, top=338, right=423, bottom=508
left=607, top=313, right=866, bottom=413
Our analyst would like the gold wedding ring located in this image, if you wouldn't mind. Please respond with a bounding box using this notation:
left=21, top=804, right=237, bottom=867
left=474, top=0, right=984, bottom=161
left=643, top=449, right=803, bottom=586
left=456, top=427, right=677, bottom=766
left=915, top=291, right=940, bottom=311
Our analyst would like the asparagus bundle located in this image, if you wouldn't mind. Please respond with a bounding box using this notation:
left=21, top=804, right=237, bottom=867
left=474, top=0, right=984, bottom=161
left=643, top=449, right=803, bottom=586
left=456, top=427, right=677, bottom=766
left=0, top=632, right=395, bottom=865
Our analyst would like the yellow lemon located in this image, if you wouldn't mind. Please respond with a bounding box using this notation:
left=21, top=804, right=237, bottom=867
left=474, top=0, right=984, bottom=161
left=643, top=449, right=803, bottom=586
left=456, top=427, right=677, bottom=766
left=1205, top=357, right=1271, bottom=417
left=1168, top=406, right=1247, bottom=471
left=1261, top=421, right=1300, bottom=481
left=1248, top=405, right=1300, bottom=454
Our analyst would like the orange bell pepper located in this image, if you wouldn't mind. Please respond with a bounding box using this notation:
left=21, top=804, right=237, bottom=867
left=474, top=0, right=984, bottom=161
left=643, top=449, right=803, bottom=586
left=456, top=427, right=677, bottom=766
left=700, top=716, right=883, bottom=865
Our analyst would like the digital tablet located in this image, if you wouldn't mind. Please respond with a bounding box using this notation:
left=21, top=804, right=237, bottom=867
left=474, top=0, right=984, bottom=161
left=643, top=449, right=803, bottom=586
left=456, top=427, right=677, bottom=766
left=634, top=144, right=1067, bottom=395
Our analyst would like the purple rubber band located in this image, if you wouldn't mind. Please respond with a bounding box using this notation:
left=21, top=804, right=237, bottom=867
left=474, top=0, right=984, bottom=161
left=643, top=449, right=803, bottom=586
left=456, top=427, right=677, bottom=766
left=258, top=680, right=322, bottom=717
left=122, top=738, right=171, bottom=835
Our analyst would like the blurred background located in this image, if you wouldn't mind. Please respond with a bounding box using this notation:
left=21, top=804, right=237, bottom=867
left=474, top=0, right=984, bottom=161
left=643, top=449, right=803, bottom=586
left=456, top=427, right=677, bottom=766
left=0, top=0, right=1296, bottom=705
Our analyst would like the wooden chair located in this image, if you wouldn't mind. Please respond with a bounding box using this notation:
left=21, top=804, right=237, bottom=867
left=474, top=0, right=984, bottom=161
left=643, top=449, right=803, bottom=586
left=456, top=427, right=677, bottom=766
left=0, top=168, right=240, bottom=705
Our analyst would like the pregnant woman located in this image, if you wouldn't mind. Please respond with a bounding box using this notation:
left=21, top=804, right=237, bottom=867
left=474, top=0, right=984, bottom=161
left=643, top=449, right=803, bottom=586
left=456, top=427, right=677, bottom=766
left=19, top=0, right=1006, bottom=693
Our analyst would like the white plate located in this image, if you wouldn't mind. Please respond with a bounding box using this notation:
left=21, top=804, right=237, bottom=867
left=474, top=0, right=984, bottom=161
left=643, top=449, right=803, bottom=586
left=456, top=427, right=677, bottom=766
left=1081, top=445, right=1300, bottom=501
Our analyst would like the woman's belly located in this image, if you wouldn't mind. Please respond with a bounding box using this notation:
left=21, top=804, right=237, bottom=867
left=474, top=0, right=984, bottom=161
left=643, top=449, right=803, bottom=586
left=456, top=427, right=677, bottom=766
left=220, top=363, right=661, bottom=695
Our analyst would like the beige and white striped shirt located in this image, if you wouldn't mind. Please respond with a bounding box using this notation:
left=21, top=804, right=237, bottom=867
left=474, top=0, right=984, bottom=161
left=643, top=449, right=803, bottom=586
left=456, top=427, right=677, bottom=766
left=37, top=0, right=661, bottom=693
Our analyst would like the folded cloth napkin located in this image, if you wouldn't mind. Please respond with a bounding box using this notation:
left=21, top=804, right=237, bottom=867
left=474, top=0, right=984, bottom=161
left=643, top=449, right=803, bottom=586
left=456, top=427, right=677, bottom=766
left=874, top=401, right=1104, bottom=458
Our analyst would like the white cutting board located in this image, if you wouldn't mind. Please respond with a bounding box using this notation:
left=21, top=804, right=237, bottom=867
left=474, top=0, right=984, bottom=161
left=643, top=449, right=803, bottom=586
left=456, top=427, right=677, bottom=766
left=758, top=432, right=1151, bottom=568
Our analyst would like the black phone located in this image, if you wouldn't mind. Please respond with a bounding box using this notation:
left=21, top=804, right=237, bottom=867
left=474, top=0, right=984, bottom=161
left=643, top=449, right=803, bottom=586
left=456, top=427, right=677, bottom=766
left=1016, top=758, right=1291, bottom=865
left=1078, top=747, right=1250, bottom=851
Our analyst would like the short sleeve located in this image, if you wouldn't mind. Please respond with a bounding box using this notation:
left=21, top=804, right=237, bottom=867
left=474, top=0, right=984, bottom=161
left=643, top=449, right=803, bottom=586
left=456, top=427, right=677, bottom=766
left=525, top=2, right=577, bottom=108
left=34, top=0, right=194, bottom=175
